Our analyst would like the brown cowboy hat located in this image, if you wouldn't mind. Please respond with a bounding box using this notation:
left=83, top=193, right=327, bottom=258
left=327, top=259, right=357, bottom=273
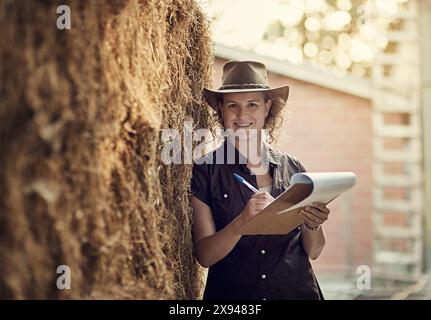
left=203, top=60, right=289, bottom=109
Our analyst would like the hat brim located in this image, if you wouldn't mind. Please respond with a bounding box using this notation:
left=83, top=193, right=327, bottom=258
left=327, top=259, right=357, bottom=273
left=203, top=86, right=289, bottom=110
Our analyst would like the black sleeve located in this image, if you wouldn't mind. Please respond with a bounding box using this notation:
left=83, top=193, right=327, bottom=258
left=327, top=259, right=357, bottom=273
left=190, top=163, right=211, bottom=206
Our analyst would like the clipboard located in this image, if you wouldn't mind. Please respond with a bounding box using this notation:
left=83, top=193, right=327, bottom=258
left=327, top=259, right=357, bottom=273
left=237, top=172, right=357, bottom=235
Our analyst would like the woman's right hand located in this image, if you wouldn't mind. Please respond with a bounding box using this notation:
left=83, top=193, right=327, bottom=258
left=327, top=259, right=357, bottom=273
left=240, top=192, right=274, bottom=223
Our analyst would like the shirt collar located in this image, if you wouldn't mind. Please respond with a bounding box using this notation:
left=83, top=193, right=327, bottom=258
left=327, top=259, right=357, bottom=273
left=267, top=145, right=282, bottom=166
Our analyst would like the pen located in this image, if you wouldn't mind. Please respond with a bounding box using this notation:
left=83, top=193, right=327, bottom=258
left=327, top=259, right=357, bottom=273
left=233, top=173, right=260, bottom=194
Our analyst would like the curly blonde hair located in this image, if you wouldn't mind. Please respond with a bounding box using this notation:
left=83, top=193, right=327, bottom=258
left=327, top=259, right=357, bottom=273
left=212, top=91, right=289, bottom=144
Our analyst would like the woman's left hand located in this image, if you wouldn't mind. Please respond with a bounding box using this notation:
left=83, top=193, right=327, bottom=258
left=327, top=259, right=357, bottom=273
left=299, top=202, right=330, bottom=230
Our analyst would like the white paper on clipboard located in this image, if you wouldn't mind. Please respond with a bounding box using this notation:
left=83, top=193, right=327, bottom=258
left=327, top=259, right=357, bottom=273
left=277, top=172, right=357, bottom=214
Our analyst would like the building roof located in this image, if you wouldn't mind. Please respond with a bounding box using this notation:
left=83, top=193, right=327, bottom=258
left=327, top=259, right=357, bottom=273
left=215, top=43, right=372, bottom=100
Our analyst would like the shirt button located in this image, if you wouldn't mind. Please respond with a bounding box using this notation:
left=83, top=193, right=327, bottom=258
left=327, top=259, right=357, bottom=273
left=223, top=193, right=228, bottom=198
left=261, top=274, right=266, bottom=279
left=261, top=250, right=266, bottom=255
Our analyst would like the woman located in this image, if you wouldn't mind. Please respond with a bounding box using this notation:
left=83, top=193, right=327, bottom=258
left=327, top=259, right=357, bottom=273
left=190, top=60, right=330, bottom=300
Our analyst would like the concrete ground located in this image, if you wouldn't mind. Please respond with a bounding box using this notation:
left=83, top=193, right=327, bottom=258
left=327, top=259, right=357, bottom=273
left=317, top=274, right=431, bottom=300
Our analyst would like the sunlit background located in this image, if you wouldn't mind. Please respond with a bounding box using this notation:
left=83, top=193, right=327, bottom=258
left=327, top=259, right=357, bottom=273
left=200, top=0, right=408, bottom=78
left=198, top=0, right=431, bottom=299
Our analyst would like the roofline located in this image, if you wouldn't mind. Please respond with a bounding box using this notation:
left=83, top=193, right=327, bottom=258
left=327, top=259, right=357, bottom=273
left=215, top=43, right=372, bottom=100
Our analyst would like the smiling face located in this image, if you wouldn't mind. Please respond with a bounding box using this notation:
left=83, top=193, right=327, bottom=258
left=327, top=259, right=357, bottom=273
left=218, top=91, right=272, bottom=136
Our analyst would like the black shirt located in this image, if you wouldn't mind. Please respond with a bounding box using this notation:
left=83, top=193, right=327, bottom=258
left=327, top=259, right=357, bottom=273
left=190, top=139, right=323, bottom=300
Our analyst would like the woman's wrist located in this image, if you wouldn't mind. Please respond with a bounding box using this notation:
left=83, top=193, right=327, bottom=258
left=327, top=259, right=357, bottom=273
left=303, top=222, right=321, bottom=231
left=233, top=212, right=248, bottom=232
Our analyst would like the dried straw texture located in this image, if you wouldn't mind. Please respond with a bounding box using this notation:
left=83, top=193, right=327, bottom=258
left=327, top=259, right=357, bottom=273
left=0, top=0, right=213, bottom=299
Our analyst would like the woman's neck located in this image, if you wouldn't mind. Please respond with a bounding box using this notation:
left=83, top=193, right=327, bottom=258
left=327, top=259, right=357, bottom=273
left=228, top=135, right=267, bottom=169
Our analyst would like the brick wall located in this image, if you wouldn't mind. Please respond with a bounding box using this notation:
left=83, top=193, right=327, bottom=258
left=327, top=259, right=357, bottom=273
left=213, top=58, right=373, bottom=276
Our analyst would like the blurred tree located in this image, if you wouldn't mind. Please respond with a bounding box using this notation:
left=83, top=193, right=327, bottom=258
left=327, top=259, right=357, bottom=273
left=203, top=0, right=406, bottom=78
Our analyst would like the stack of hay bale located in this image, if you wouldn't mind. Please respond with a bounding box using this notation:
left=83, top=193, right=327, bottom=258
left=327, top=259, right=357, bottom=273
left=0, top=0, right=213, bottom=299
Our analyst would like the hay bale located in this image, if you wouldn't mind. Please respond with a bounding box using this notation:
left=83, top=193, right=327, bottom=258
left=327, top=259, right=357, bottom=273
left=0, top=0, right=213, bottom=299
